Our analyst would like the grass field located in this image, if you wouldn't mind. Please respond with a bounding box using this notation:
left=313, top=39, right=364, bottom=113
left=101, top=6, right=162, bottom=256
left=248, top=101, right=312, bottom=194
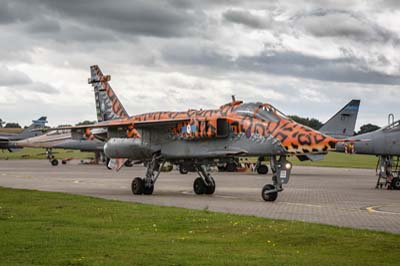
left=0, top=187, right=399, bottom=265
left=290, top=152, right=378, bottom=169
left=0, top=147, right=93, bottom=160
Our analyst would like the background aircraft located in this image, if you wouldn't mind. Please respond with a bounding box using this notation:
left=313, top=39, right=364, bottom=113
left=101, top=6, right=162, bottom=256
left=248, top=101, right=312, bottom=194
left=336, top=114, right=400, bottom=190
left=0, top=117, right=47, bottom=152
left=64, top=66, right=351, bottom=202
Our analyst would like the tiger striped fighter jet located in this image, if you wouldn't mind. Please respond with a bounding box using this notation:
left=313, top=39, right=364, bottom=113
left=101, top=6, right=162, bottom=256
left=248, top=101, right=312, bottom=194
left=65, top=66, right=349, bottom=202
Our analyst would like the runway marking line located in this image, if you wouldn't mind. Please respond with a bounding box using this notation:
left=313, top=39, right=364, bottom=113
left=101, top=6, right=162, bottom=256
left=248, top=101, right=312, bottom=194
left=365, top=205, right=400, bottom=215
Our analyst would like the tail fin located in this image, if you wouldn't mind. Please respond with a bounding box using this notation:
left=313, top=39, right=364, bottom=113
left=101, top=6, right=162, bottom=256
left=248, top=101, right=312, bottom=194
left=89, top=65, right=129, bottom=122
left=319, top=100, right=360, bottom=139
left=18, top=116, right=48, bottom=138
left=23, top=116, right=48, bottom=132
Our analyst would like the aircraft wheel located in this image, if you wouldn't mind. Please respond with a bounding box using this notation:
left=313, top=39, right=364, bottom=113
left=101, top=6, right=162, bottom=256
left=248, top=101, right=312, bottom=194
left=51, top=159, right=59, bottom=166
left=204, top=176, right=216, bottom=195
left=261, top=184, right=278, bottom=202
left=225, top=163, right=237, bottom=172
left=143, top=184, right=154, bottom=195
left=131, top=177, right=144, bottom=195
left=257, top=165, right=269, bottom=175
left=179, top=164, right=189, bottom=175
left=217, top=166, right=226, bottom=172
left=205, top=184, right=215, bottom=195
left=193, top=177, right=206, bottom=195
left=391, top=178, right=400, bottom=190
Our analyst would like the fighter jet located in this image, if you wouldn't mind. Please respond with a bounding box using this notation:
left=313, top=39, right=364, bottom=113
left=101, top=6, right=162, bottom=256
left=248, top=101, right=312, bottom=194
left=61, top=66, right=352, bottom=202
left=0, top=116, right=47, bottom=152
left=336, top=114, right=400, bottom=190
left=14, top=65, right=129, bottom=166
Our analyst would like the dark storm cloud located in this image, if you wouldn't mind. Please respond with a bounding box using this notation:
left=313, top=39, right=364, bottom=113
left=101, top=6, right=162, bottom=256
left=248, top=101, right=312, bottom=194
left=25, top=17, right=61, bottom=34
left=236, top=51, right=400, bottom=85
left=295, top=9, right=400, bottom=44
left=0, top=1, right=35, bottom=24
left=31, top=0, right=199, bottom=38
left=223, top=9, right=269, bottom=29
left=162, top=47, right=400, bottom=85
left=162, top=45, right=233, bottom=68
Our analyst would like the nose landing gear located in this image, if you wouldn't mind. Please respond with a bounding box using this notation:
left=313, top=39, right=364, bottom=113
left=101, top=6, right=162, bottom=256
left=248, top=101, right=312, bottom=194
left=131, top=154, right=164, bottom=195
left=261, top=156, right=292, bottom=202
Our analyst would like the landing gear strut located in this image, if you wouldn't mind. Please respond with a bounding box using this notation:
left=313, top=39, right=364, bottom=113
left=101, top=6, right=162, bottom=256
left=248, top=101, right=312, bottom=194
left=376, top=155, right=400, bottom=190
left=261, top=156, right=292, bottom=202
left=131, top=153, right=165, bottom=195
left=193, top=164, right=216, bottom=195
left=46, top=148, right=58, bottom=166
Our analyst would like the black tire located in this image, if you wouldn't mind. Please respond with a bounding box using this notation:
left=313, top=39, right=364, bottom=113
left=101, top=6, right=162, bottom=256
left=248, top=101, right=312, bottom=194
left=131, top=177, right=144, bottom=195
left=225, top=163, right=237, bottom=172
left=257, top=165, right=269, bottom=175
left=143, top=185, right=154, bottom=195
left=217, top=166, right=226, bottom=172
left=61, top=160, right=67, bottom=165
left=204, top=177, right=216, bottom=195
left=193, top=177, right=206, bottom=195
left=261, top=184, right=278, bottom=202
left=179, top=165, right=189, bottom=175
left=205, top=184, right=215, bottom=195
left=391, top=178, right=400, bottom=190
left=51, top=159, right=59, bottom=166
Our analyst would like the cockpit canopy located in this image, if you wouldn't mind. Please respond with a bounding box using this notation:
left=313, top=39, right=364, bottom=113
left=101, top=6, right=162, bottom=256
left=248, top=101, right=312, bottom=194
left=233, top=102, right=288, bottom=123
left=383, top=120, right=400, bottom=132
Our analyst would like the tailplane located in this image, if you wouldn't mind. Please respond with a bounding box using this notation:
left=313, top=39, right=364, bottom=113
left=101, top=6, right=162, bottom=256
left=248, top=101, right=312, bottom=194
left=18, top=116, right=48, bottom=139
left=319, top=100, right=360, bottom=139
left=22, top=116, right=47, bottom=133
left=89, top=65, right=129, bottom=122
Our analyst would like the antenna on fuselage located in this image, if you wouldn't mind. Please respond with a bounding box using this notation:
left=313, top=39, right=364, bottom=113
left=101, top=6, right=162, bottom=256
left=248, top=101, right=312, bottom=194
left=388, top=113, right=395, bottom=127
left=231, top=95, right=236, bottom=102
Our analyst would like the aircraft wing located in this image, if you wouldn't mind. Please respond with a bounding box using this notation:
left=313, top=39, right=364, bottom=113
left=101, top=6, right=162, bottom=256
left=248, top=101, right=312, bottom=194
left=54, top=118, right=191, bottom=130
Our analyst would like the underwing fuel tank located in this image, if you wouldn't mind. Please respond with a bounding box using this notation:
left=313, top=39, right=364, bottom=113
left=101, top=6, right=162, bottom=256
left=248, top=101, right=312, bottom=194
left=104, top=138, right=155, bottom=160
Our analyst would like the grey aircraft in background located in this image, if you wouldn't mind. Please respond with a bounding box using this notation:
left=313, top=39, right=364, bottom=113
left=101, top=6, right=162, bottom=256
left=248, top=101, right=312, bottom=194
left=336, top=114, right=400, bottom=190
left=0, top=116, right=47, bottom=152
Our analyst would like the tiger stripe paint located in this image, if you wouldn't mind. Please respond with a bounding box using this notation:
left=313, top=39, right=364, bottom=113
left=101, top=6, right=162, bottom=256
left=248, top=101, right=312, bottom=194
left=88, top=101, right=339, bottom=156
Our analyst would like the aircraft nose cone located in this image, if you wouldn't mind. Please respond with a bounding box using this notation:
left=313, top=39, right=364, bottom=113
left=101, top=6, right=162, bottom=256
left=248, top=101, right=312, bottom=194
left=279, top=124, right=337, bottom=154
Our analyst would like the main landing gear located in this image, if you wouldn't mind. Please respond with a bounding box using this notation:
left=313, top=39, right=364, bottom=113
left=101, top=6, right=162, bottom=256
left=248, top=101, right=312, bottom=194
left=193, top=165, right=216, bottom=195
left=376, top=155, right=400, bottom=190
left=46, top=148, right=58, bottom=166
left=131, top=154, right=165, bottom=195
left=261, top=156, right=292, bottom=202
left=255, top=156, right=269, bottom=175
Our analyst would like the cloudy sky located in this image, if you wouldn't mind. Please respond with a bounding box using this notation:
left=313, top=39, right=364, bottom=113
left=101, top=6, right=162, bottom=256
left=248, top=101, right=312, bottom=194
left=0, top=0, right=399, bottom=129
